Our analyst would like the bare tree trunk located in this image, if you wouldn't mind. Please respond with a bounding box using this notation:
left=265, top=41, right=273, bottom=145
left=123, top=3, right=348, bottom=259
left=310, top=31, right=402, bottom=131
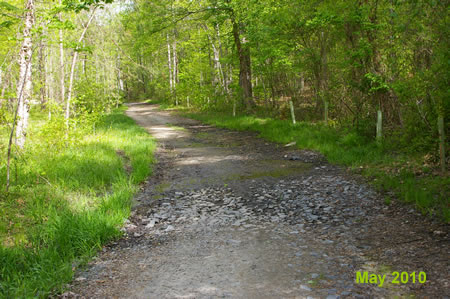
left=231, top=17, right=254, bottom=110
left=38, top=29, right=47, bottom=108
left=47, top=45, right=53, bottom=119
left=207, top=31, right=226, bottom=94
left=116, top=54, right=124, bottom=94
left=15, top=0, right=35, bottom=148
left=300, top=73, right=305, bottom=92
left=172, top=37, right=178, bottom=104
left=59, top=0, right=65, bottom=105
left=65, top=8, right=97, bottom=128
left=319, top=31, right=329, bottom=125
left=172, top=40, right=178, bottom=86
left=216, top=25, right=228, bottom=94
left=167, top=34, right=173, bottom=95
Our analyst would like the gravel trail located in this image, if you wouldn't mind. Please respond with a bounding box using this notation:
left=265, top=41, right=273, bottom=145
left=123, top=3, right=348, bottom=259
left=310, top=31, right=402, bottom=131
left=68, top=104, right=449, bottom=298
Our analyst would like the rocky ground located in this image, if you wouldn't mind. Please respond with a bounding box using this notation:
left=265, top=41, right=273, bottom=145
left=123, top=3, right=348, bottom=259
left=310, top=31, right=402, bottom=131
left=67, top=104, right=449, bottom=298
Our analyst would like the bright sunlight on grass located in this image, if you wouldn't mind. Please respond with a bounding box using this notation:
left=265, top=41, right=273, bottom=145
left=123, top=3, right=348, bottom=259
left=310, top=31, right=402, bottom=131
left=0, top=107, right=156, bottom=298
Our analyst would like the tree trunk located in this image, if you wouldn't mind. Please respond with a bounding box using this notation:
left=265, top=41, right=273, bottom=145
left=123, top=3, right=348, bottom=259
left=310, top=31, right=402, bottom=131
left=116, top=54, right=124, bottom=93
left=15, top=0, right=35, bottom=148
left=47, top=45, right=53, bottom=119
left=59, top=0, right=65, bottom=105
left=66, top=8, right=97, bottom=128
left=172, top=37, right=178, bottom=103
left=215, top=24, right=228, bottom=94
left=38, top=31, right=47, bottom=108
left=172, top=40, right=178, bottom=86
left=167, top=34, right=173, bottom=95
left=231, top=17, right=254, bottom=110
left=319, top=31, right=329, bottom=124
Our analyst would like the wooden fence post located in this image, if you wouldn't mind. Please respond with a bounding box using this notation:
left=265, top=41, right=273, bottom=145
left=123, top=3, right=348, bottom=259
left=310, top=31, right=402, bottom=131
left=376, top=110, right=383, bottom=143
left=289, top=100, right=296, bottom=124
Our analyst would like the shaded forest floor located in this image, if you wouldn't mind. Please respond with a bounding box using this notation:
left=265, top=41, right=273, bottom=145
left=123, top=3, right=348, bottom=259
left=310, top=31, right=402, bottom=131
left=70, top=104, right=449, bottom=298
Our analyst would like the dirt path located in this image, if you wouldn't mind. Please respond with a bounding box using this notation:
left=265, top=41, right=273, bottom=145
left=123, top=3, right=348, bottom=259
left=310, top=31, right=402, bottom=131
left=69, top=104, right=449, bottom=298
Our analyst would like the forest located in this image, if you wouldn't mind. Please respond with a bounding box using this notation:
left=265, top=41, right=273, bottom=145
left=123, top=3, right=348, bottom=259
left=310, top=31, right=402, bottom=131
left=0, top=0, right=448, bottom=297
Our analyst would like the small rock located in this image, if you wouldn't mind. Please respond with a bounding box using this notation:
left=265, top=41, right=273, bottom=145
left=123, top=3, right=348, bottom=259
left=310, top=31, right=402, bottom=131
left=60, top=291, right=80, bottom=298
left=146, top=220, right=156, bottom=228
left=285, top=141, right=297, bottom=147
left=300, top=284, right=312, bottom=291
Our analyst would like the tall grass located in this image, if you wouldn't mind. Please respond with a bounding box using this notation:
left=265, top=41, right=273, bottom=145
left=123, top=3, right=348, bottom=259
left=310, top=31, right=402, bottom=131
left=182, top=111, right=449, bottom=222
left=0, top=107, right=156, bottom=298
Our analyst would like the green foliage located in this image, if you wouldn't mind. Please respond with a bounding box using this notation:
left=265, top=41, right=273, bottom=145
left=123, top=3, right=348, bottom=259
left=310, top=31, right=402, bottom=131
left=62, top=0, right=114, bottom=13
left=0, top=2, right=19, bottom=12
left=0, top=108, right=156, bottom=297
left=74, top=79, right=119, bottom=116
left=363, top=73, right=389, bottom=95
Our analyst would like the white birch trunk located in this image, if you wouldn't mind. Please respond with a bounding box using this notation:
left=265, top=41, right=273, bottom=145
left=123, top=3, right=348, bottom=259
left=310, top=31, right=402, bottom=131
left=48, top=45, right=53, bottom=119
left=65, top=8, right=97, bottom=128
left=15, top=0, right=35, bottom=148
left=59, top=0, right=65, bottom=104
left=167, top=34, right=173, bottom=94
left=172, top=40, right=178, bottom=87
left=216, top=24, right=228, bottom=94
left=172, top=38, right=178, bottom=105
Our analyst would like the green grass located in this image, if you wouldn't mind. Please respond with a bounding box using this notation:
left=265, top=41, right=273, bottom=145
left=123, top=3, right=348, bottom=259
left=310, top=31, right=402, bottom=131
left=0, top=106, right=156, bottom=298
left=179, top=110, right=449, bottom=222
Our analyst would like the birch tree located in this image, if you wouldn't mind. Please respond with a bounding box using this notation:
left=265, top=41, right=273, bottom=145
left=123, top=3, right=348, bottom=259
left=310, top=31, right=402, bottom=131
left=59, top=0, right=65, bottom=105
left=15, top=0, right=34, bottom=148
left=65, top=7, right=97, bottom=128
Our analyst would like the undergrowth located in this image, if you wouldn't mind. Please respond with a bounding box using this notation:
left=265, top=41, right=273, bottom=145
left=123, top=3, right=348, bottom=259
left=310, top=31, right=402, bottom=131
left=0, top=106, right=156, bottom=298
left=179, top=110, right=449, bottom=222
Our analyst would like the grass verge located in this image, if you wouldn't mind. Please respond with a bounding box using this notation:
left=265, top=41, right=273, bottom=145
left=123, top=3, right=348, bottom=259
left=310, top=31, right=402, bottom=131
left=179, top=110, right=449, bottom=222
left=0, top=106, right=156, bottom=298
